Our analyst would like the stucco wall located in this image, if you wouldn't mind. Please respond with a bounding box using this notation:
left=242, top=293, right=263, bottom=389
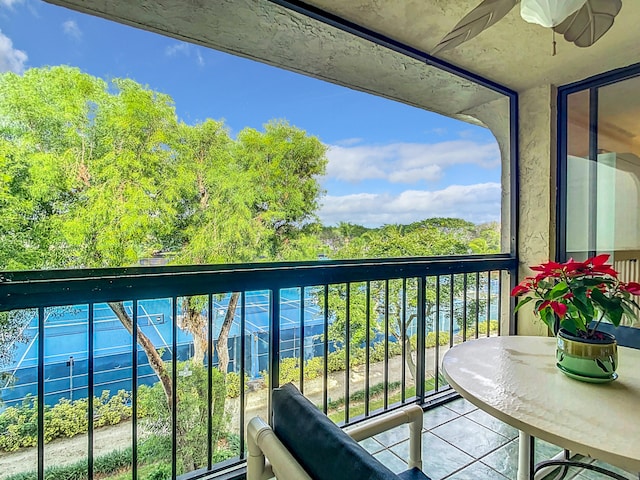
left=516, top=85, right=557, bottom=336
left=462, top=97, right=512, bottom=335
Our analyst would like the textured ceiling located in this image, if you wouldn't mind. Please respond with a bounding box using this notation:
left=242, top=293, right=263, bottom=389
left=44, top=0, right=639, bottom=120
left=304, top=0, right=640, bottom=91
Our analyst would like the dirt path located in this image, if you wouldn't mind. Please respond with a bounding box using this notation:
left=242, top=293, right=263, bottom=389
left=0, top=421, right=132, bottom=478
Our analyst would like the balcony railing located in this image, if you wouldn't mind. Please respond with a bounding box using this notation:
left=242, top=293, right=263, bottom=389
left=0, top=254, right=516, bottom=480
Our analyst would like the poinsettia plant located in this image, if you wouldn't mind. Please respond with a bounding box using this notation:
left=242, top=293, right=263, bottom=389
left=511, top=254, right=640, bottom=338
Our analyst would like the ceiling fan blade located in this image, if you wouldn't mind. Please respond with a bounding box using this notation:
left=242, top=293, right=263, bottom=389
left=432, top=0, right=519, bottom=55
left=553, top=0, right=622, bottom=47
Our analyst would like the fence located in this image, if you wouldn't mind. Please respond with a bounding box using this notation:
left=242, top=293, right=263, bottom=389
left=0, top=254, right=516, bottom=480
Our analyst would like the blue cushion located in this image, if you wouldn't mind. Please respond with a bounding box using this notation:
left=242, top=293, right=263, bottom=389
left=397, top=467, right=431, bottom=480
left=589, top=322, right=640, bottom=348
left=271, top=383, right=399, bottom=480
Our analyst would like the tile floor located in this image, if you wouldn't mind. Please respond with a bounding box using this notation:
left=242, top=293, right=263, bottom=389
left=357, top=397, right=637, bottom=480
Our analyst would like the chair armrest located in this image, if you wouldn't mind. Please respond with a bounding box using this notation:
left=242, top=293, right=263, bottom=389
left=247, top=416, right=312, bottom=480
left=345, top=404, right=424, bottom=470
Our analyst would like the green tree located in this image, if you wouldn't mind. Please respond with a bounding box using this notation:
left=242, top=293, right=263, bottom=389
left=175, top=120, right=327, bottom=375
left=0, top=67, right=328, bottom=468
left=326, top=220, right=489, bottom=382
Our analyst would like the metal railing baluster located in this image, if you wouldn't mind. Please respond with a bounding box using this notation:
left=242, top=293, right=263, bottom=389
left=435, top=276, right=441, bottom=391
left=463, top=274, right=468, bottom=342
left=416, top=277, right=426, bottom=402
left=171, top=297, right=178, bottom=480
left=268, top=289, right=280, bottom=422
left=37, top=307, right=44, bottom=480
left=475, top=272, right=481, bottom=338
left=345, top=283, right=350, bottom=422
left=486, top=272, right=491, bottom=337
left=449, top=274, right=454, bottom=348
left=88, top=304, right=94, bottom=479
left=384, top=280, right=389, bottom=410
left=299, top=287, right=305, bottom=393
left=323, top=285, right=329, bottom=414
left=497, top=272, right=502, bottom=336
left=365, top=281, right=371, bottom=417
left=401, top=278, right=407, bottom=403
left=207, top=294, right=213, bottom=470
left=239, top=291, right=246, bottom=459
left=132, top=300, right=138, bottom=480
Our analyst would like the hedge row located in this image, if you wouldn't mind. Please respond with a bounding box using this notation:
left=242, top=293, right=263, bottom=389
left=0, top=390, right=132, bottom=452
left=5, top=434, right=239, bottom=480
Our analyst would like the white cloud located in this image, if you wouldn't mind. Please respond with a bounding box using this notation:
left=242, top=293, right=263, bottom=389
left=62, top=20, right=82, bottom=40
left=165, top=41, right=205, bottom=67
left=318, top=183, right=501, bottom=227
left=334, top=137, right=364, bottom=147
left=165, top=42, right=189, bottom=56
left=325, top=140, right=500, bottom=184
left=196, top=50, right=204, bottom=67
left=0, top=0, right=23, bottom=8
left=0, top=30, right=27, bottom=74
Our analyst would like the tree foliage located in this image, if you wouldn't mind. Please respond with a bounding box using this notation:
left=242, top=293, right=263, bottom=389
left=0, top=66, right=328, bottom=406
left=321, top=220, right=499, bottom=382
left=0, top=66, right=500, bottom=406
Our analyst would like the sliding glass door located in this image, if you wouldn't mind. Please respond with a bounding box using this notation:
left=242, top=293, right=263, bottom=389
left=558, top=65, right=640, bottom=328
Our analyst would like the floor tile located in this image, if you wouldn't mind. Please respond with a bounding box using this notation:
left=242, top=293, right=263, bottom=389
left=359, top=436, right=385, bottom=454
left=578, top=460, right=636, bottom=480
left=444, top=398, right=477, bottom=415
left=481, top=438, right=519, bottom=479
left=465, top=409, right=518, bottom=440
left=540, top=466, right=584, bottom=480
left=373, top=449, right=408, bottom=474
left=373, top=424, right=410, bottom=447
left=431, top=416, right=511, bottom=459
left=445, top=460, right=509, bottom=480
left=391, top=432, right=473, bottom=480
left=534, top=437, right=563, bottom=464
left=423, top=406, right=460, bottom=430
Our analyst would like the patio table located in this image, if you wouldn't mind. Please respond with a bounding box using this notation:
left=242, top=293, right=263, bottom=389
left=442, top=336, right=640, bottom=480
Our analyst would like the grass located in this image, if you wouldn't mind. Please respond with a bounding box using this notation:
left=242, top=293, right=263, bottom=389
left=327, top=377, right=439, bottom=423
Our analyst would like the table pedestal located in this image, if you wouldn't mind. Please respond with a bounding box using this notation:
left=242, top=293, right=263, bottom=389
left=518, top=431, right=531, bottom=480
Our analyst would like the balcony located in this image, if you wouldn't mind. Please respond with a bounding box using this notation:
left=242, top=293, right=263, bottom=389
left=2, top=1, right=640, bottom=479
left=0, top=255, right=513, bottom=479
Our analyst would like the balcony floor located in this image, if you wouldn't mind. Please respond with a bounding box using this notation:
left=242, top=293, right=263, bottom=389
left=357, top=397, right=636, bottom=480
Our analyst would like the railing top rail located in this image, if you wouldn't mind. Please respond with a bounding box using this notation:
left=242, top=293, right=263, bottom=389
left=0, top=254, right=516, bottom=311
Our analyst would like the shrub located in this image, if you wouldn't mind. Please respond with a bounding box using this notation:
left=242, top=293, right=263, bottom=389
left=145, top=463, right=172, bottom=480
left=5, top=447, right=133, bottom=480
left=137, top=362, right=227, bottom=475
left=0, top=390, right=131, bottom=452
left=465, top=320, right=499, bottom=338
left=409, top=332, right=450, bottom=349
left=225, top=371, right=249, bottom=398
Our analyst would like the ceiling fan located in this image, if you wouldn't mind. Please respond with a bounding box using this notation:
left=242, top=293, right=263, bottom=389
left=432, top=0, right=623, bottom=55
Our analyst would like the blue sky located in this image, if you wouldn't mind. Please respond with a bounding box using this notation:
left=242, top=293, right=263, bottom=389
left=0, top=0, right=502, bottom=227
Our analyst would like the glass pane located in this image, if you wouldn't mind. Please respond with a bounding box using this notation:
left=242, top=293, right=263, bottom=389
left=565, top=75, right=640, bottom=327
left=565, top=89, right=591, bottom=260
left=598, top=76, right=640, bottom=327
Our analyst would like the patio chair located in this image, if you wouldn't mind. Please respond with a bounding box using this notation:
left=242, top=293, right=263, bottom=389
left=247, top=383, right=430, bottom=480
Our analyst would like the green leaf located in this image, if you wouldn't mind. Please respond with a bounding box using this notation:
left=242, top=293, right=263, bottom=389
left=605, top=305, right=624, bottom=327
left=582, top=278, right=612, bottom=287
left=572, top=293, right=594, bottom=319
left=514, top=296, right=533, bottom=313
left=590, top=288, right=614, bottom=309
left=538, top=307, right=555, bottom=332
left=547, top=281, right=569, bottom=300
left=560, top=318, right=578, bottom=335
left=620, top=301, right=637, bottom=322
